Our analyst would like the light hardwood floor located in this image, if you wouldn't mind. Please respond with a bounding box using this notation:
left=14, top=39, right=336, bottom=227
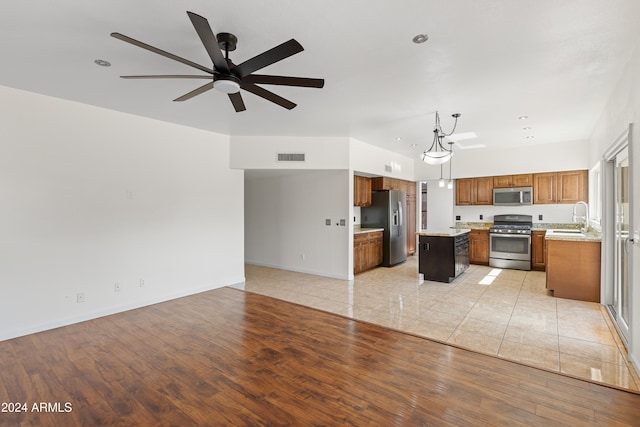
left=1, top=287, right=639, bottom=426
left=244, top=256, right=640, bottom=391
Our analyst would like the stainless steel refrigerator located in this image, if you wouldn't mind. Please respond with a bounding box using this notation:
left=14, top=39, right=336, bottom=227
left=361, top=190, right=407, bottom=267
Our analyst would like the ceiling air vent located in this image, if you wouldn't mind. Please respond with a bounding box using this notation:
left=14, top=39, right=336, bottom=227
left=277, top=153, right=306, bottom=162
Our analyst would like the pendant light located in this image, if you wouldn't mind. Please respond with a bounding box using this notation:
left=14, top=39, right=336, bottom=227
left=421, top=111, right=461, bottom=165
left=438, top=163, right=445, bottom=188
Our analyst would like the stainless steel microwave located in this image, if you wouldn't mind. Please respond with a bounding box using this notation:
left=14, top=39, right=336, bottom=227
left=493, top=186, right=533, bottom=206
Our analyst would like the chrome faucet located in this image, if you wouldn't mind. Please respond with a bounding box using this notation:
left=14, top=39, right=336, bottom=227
left=572, top=201, right=589, bottom=233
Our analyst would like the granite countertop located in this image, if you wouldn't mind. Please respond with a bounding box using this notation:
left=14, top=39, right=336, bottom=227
left=455, top=222, right=492, bottom=230
left=544, top=229, right=602, bottom=242
left=354, top=227, right=384, bottom=235
left=416, top=228, right=471, bottom=237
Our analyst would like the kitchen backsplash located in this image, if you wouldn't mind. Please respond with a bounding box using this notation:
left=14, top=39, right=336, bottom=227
left=453, top=203, right=575, bottom=224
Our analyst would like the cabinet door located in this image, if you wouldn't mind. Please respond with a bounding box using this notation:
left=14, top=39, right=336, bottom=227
left=493, top=175, right=513, bottom=188
left=354, top=234, right=367, bottom=274
left=406, top=192, right=416, bottom=255
left=455, top=178, right=474, bottom=205
left=557, top=170, right=588, bottom=204
left=469, top=230, right=489, bottom=264
left=531, top=231, right=546, bottom=270
left=371, top=233, right=383, bottom=267
left=533, top=172, right=557, bottom=204
left=512, top=173, right=533, bottom=187
left=474, top=177, right=494, bottom=205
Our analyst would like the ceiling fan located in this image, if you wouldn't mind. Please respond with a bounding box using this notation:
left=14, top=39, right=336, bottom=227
left=111, top=11, right=324, bottom=112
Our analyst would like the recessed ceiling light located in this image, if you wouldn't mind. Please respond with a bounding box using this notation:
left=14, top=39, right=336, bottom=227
left=523, top=127, right=532, bottom=130
left=410, top=144, right=417, bottom=147
left=94, top=59, right=111, bottom=67
left=412, top=34, right=429, bottom=44
left=525, top=135, right=535, bottom=139
left=396, top=137, right=403, bottom=141
left=518, top=115, right=529, bottom=120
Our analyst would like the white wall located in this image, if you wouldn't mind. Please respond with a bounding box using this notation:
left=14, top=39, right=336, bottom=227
left=425, top=181, right=455, bottom=230
left=414, top=139, right=591, bottom=181
left=230, top=135, right=350, bottom=170
left=244, top=170, right=350, bottom=279
left=0, top=86, right=245, bottom=341
left=588, top=43, right=640, bottom=372
left=350, top=138, right=415, bottom=180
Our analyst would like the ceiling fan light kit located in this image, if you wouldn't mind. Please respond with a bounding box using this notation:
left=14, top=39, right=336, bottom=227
left=111, top=11, right=324, bottom=112
left=421, top=112, right=461, bottom=165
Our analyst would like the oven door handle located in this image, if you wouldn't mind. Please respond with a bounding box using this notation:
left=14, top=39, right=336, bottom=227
left=490, top=233, right=531, bottom=240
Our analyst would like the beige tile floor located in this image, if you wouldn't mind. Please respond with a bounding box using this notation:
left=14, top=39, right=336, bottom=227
left=242, top=256, right=640, bottom=391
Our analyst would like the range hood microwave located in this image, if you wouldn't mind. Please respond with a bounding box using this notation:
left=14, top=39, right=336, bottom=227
left=493, top=187, right=533, bottom=206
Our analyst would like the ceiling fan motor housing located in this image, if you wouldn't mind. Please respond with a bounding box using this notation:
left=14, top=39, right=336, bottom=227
left=214, top=74, right=241, bottom=93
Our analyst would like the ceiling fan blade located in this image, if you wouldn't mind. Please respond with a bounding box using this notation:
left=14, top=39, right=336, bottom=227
left=120, top=75, right=214, bottom=79
left=242, top=74, right=324, bottom=88
left=111, top=32, right=214, bottom=74
left=186, top=11, right=230, bottom=73
left=241, top=83, right=296, bottom=109
left=233, top=39, right=303, bottom=78
left=173, top=82, right=214, bottom=102
left=228, top=92, right=246, bottom=112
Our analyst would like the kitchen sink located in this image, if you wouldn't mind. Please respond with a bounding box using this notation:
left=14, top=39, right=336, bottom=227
left=547, top=229, right=586, bottom=238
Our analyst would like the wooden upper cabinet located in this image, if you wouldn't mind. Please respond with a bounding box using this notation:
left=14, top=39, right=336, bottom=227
left=353, top=176, right=372, bottom=207
left=493, top=173, right=533, bottom=188
left=456, top=177, right=493, bottom=205
left=533, top=170, right=587, bottom=204
left=533, top=172, right=557, bottom=204
left=493, top=175, right=513, bottom=188
left=371, top=177, right=405, bottom=191
left=474, top=177, right=494, bottom=205
left=512, top=173, right=534, bottom=187
left=557, top=170, right=588, bottom=204
left=455, top=178, right=474, bottom=205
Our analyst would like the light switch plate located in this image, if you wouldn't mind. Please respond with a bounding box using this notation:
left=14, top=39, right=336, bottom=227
left=325, top=219, right=331, bottom=226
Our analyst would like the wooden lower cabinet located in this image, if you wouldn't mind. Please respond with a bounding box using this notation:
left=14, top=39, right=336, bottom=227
left=546, top=239, right=601, bottom=302
left=531, top=230, right=546, bottom=271
left=406, top=184, right=416, bottom=256
left=469, top=229, right=489, bottom=265
left=354, top=231, right=383, bottom=274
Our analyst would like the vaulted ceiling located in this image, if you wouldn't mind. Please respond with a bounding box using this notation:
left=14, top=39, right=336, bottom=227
left=2, top=0, right=638, bottom=158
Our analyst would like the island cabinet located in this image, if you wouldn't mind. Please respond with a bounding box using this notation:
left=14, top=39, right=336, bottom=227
left=469, top=229, right=489, bottom=265
left=455, top=177, right=493, bottom=205
left=418, top=232, right=469, bottom=283
left=546, top=239, right=601, bottom=302
left=353, top=175, right=372, bottom=207
left=531, top=230, right=547, bottom=271
left=354, top=231, right=383, bottom=275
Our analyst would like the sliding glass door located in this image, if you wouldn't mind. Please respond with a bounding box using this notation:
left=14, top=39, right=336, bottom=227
left=610, top=147, right=630, bottom=342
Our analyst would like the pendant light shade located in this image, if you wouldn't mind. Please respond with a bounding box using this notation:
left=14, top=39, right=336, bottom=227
left=421, top=111, right=460, bottom=165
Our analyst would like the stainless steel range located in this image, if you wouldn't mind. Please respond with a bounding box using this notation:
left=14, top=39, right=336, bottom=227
left=489, top=214, right=532, bottom=271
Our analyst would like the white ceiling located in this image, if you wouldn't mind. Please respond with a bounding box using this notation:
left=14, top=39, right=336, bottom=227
left=2, top=1, right=639, bottom=158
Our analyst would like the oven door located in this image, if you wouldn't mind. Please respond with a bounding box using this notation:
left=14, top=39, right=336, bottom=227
left=489, top=233, right=531, bottom=261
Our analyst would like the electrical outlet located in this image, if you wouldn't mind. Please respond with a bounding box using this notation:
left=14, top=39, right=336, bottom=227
left=114, top=282, right=121, bottom=292
left=325, top=219, right=331, bottom=226
left=456, top=215, right=461, bottom=221
left=479, top=214, right=483, bottom=220
left=77, top=293, right=85, bottom=303
left=538, top=214, right=543, bottom=220
left=340, top=219, right=346, bottom=226
left=139, top=278, right=145, bottom=288
left=300, top=253, right=305, bottom=261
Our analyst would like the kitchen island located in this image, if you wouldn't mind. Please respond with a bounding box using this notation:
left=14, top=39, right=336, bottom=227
left=417, top=229, right=470, bottom=283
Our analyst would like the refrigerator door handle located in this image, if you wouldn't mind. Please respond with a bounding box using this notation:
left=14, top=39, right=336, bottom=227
left=397, top=201, right=403, bottom=237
